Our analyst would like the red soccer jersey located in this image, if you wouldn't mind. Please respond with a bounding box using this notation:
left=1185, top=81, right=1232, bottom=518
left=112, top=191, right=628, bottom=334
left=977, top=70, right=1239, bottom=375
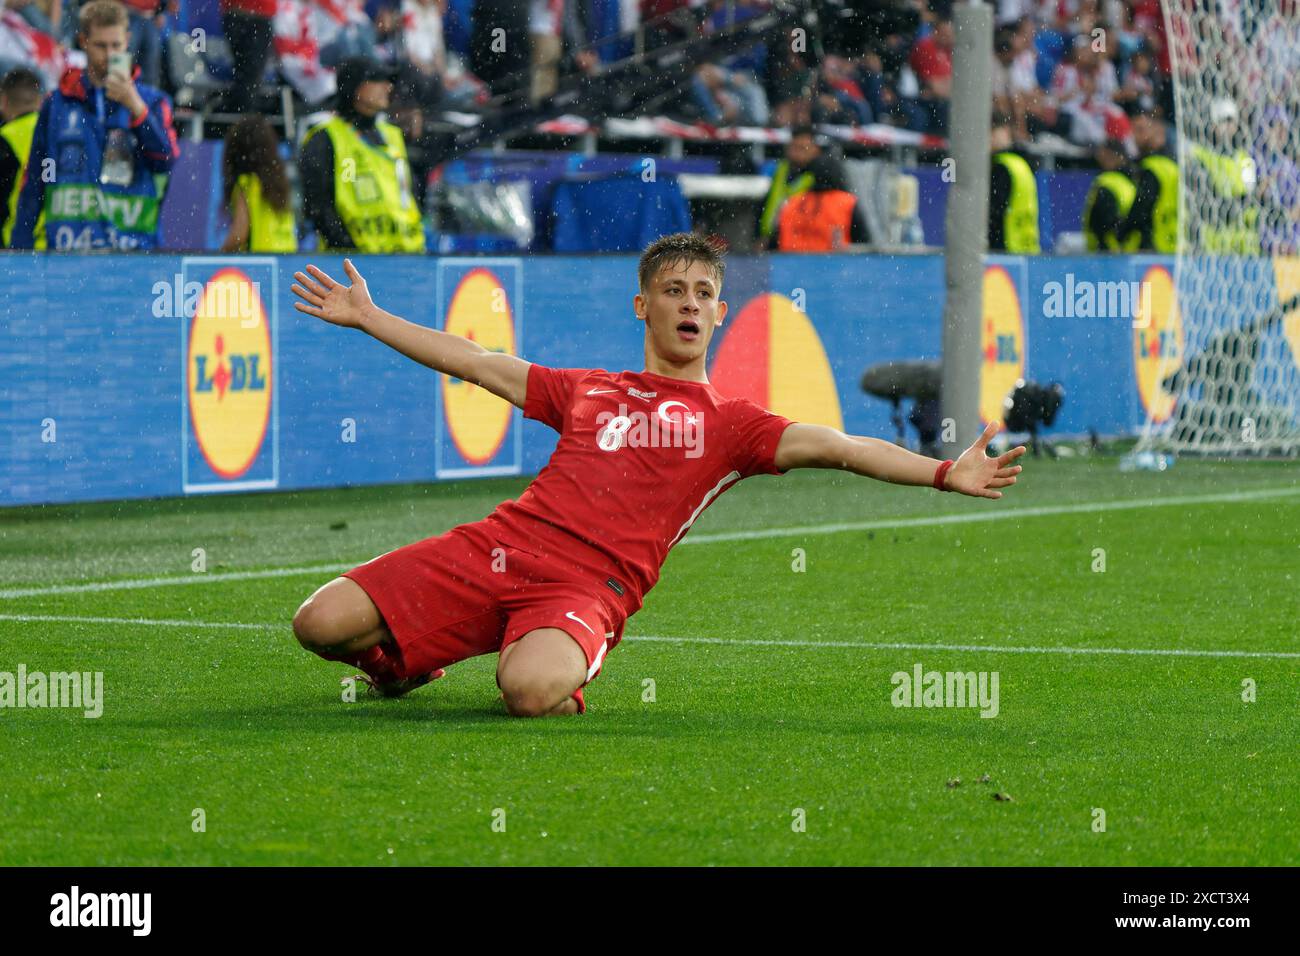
left=484, top=365, right=795, bottom=610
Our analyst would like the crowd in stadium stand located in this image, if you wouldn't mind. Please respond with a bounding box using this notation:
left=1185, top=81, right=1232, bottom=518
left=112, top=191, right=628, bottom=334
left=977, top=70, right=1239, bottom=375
left=676, top=0, right=1176, bottom=148
left=0, top=0, right=1286, bottom=254
left=0, top=1, right=1175, bottom=141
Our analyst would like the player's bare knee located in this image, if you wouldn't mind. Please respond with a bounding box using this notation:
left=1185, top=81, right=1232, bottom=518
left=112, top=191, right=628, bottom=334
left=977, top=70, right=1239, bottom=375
left=503, top=693, right=566, bottom=718
left=499, top=673, right=568, bottom=718
left=292, top=577, right=374, bottom=651
left=499, top=681, right=550, bottom=718
left=292, top=597, right=336, bottom=651
left=497, top=629, right=586, bottom=717
left=503, top=695, right=548, bottom=718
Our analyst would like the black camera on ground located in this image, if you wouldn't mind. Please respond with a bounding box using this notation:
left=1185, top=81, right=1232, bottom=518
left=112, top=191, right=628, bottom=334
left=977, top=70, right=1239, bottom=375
left=860, top=361, right=1066, bottom=458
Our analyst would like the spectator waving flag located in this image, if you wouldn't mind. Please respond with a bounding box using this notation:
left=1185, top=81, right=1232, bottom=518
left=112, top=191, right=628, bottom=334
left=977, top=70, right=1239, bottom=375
left=274, top=0, right=337, bottom=104
left=0, top=10, right=66, bottom=91
left=314, top=0, right=371, bottom=46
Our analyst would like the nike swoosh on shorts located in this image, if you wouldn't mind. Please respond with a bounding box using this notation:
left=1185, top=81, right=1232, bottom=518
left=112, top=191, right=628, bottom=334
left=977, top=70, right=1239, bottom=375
left=565, top=611, right=596, bottom=635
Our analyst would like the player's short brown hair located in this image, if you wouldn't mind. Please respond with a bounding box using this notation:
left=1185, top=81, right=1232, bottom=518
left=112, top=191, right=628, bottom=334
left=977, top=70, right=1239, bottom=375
left=638, top=232, right=726, bottom=295
left=79, top=0, right=129, bottom=36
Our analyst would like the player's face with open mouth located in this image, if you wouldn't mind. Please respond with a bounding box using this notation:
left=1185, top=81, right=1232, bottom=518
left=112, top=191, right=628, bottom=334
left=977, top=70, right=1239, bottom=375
left=637, top=260, right=726, bottom=364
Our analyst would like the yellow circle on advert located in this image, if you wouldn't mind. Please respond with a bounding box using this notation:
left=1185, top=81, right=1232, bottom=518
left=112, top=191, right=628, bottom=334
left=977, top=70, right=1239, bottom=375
left=1271, top=256, right=1300, bottom=374
left=1133, top=265, right=1183, bottom=425
left=442, top=268, right=517, bottom=465
left=187, top=268, right=272, bottom=479
left=708, top=292, right=843, bottom=429
left=980, top=265, right=1025, bottom=427
left=764, top=293, right=844, bottom=430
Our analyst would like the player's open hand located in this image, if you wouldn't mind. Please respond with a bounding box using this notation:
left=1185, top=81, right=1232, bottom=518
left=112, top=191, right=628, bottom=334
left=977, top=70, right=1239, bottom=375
left=292, top=260, right=374, bottom=329
left=945, top=421, right=1026, bottom=499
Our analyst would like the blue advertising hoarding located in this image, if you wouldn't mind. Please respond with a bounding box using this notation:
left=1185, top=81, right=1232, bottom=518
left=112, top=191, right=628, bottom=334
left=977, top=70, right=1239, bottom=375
left=1, top=251, right=1247, bottom=508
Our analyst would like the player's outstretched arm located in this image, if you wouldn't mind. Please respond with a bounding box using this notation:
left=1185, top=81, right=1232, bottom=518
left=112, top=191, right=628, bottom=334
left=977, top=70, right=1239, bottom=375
left=774, top=421, right=1026, bottom=499
left=291, top=260, right=531, bottom=408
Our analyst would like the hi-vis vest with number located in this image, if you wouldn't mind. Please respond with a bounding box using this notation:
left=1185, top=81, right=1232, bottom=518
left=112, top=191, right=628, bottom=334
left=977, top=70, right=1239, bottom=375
left=992, top=151, right=1040, bottom=254
left=1, top=111, right=46, bottom=249
left=233, top=172, right=297, bottom=253
left=1140, top=154, right=1178, bottom=253
left=303, top=116, right=425, bottom=253
left=778, top=189, right=856, bottom=251
left=1083, top=170, right=1139, bottom=252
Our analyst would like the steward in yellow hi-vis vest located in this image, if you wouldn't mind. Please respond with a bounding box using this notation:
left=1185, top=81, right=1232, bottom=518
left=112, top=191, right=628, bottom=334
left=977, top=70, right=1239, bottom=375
left=0, top=68, right=47, bottom=249
left=221, top=115, right=297, bottom=253
left=1118, top=111, right=1178, bottom=253
left=990, top=150, right=1040, bottom=254
left=1187, top=143, right=1258, bottom=254
left=1084, top=171, right=1138, bottom=251
left=760, top=157, right=816, bottom=243
left=1125, top=153, right=1178, bottom=253
left=233, top=173, right=297, bottom=252
left=1184, top=97, right=1259, bottom=255
left=302, top=116, right=424, bottom=252
left=0, top=109, right=46, bottom=249
left=759, top=124, right=829, bottom=248
left=1082, top=141, right=1139, bottom=252
left=299, top=58, right=425, bottom=254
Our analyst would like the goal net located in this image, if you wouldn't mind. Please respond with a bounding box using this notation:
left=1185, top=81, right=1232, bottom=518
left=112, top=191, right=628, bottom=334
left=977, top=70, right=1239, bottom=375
left=1136, top=0, right=1300, bottom=456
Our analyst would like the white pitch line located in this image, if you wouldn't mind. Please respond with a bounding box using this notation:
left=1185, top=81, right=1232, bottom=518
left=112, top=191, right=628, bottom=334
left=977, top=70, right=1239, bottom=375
left=0, top=613, right=279, bottom=630
left=625, top=635, right=1300, bottom=660
left=0, top=562, right=352, bottom=599
left=0, top=614, right=1295, bottom=661
left=678, top=484, right=1300, bottom=544
left=2, top=484, right=1297, bottom=600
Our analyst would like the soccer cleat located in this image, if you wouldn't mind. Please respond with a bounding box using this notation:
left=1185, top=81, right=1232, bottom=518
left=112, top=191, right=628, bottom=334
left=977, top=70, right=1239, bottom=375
left=342, top=668, right=446, bottom=699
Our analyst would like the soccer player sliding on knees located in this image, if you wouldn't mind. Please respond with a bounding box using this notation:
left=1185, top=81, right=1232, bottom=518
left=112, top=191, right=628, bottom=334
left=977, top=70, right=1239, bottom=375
left=289, top=234, right=1026, bottom=717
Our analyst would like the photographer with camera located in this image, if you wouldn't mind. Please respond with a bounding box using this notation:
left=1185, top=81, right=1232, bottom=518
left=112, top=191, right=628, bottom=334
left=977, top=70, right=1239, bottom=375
left=9, top=0, right=179, bottom=251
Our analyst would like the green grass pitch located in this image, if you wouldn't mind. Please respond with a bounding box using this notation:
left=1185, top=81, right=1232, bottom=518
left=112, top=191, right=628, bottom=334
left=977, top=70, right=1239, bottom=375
left=1, top=456, right=1296, bottom=865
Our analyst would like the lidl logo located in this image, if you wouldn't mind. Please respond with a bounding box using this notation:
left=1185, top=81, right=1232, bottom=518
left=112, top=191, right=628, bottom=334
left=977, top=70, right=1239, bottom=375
left=1272, top=256, right=1300, bottom=375
left=709, top=292, right=843, bottom=429
left=436, top=262, right=521, bottom=477
left=1132, top=265, right=1182, bottom=424
left=183, top=264, right=277, bottom=491
left=192, top=336, right=268, bottom=401
left=980, top=265, right=1027, bottom=427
